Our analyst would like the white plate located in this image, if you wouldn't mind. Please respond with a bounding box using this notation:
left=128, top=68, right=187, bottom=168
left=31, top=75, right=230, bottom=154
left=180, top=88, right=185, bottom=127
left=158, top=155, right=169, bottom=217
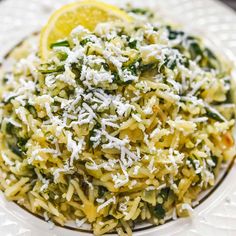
left=0, top=0, right=236, bottom=235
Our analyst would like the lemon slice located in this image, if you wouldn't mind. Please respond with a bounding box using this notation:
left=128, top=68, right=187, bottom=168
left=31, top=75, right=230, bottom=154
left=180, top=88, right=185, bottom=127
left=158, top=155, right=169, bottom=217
left=40, top=0, right=132, bottom=60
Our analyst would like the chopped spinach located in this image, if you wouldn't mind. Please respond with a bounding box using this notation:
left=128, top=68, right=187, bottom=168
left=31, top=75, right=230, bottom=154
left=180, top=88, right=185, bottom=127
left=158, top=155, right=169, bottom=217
left=188, top=41, right=203, bottom=60
left=187, top=157, right=197, bottom=170
left=88, top=123, right=102, bottom=148
left=130, top=8, right=148, bottom=15
left=7, top=136, right=28, bottom=157
left=140, top=63, right=157, bottom=72
left=6, top=122, right=14, bottom=135
left=205, top=108, right=225, bottom=122
left=8, top=143, right=22, bottom=157
left=164, top=57, right=177, bottom=70
left=211, top=155, right=218, bottom=167
left=25, top=104, right=37, bottom=118
left=50, top=40, right=70, bottom=49
left=71, top=60, right=83, bottom=80
left=98, top=186, right=108, bottom=198
left=125, top=63, right=138, bottom=76
left=3, top=95, right=17, bottom=105
left=162, top=54, right=188, bottom=71
left=113, top=72, right=133, bottom=85
left=158, top=188, right=170, bottom=202
left=128, top=40, right=137, bottom=49
left=102, top=62, right=110, bottom=71
left=153, top=204, right=166, bottom=220
left=17, top=138, right=28, bottom=153
left=202, top=48, right=219, bottom=70
left=38, top=65, right=65, bottom=74
left=204, top=48, right=217, bottom=60
left=2, top=77, right=8, bottom=84
left=167, top=28, right=185, bottom=40
left=80, top=38, right=92, bottom=46
left=47, top=183, right=66, bottom=203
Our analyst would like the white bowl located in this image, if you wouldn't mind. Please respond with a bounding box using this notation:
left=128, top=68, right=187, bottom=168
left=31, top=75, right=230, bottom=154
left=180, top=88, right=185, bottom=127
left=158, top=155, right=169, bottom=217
left=0, top=0, right=236, bottom=235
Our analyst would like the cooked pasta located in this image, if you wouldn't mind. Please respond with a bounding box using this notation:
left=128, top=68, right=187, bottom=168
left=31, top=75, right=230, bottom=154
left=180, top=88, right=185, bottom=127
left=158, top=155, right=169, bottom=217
left=0, top=6, right=235, bottom=236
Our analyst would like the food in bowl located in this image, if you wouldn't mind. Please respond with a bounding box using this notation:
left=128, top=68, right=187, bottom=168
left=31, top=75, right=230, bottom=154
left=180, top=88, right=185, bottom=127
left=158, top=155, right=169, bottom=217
left=0, top=1, right=235, bottom=235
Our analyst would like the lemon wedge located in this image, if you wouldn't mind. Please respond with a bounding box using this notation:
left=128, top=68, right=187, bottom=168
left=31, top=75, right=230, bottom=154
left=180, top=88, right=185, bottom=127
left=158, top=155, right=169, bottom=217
left=40, top=0, right=132, bottom=60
